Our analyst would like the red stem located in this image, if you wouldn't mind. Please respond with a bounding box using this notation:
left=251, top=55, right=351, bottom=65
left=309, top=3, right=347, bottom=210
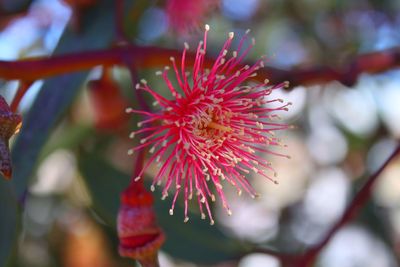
left=123, top=52, right=151, bottom=113
left=131, top=146, right=145, bottom=185
left=253, top=142, right=400, bottom=267
left=10, top=82, right=32, bottom=112
left=294, top=142, right=400, bottom=266
left=114, top=0, right=128, bottom=43
left=0, top=45, right=399, bottom=87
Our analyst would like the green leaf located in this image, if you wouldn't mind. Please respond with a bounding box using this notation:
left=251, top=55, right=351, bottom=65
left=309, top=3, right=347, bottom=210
left=156, top=200, right=244, bottom=264
left=359, top=199, right=400, bottom=265
left=0, top=0, right=31, bottom=14
left=78, top=152, right=245, bottom=264
left=40, top=124, right=94, bottom=161
left=0, top=179, right=18, bottom=267
left=79, top=152, right=130, bottom=226
left=11, top=0, right=116, bottom=197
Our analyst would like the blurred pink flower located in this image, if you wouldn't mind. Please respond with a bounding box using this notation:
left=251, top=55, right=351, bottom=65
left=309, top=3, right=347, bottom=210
left=166, top=0, right=219, bottom=34
left=126, top=25, right=291, bottom=225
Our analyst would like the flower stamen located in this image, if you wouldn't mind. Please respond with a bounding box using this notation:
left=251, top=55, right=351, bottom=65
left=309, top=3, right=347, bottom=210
left=207, top=121, right=232, bottom=132
left=128, top=25, right=291, bottom=223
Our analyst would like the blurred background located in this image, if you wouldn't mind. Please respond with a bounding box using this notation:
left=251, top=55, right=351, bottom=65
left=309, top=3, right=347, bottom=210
left=1, top=0, right=400, bottom=267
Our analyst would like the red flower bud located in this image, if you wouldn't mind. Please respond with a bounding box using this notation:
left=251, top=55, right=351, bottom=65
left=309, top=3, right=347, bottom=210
left=88, top=71, right=129, bottom=132
left=0, top=95, right=22, bottom=179
left=117, top=181, right=165, bottom=266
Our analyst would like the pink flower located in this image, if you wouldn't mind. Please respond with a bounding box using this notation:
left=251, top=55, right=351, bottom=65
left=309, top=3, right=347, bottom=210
left=166, top=0, right=219, bottom=34
left=126, top=25, right=291, bottom=225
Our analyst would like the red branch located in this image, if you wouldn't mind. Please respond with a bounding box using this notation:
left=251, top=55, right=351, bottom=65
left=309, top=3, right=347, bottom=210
left=10, top=81, right=32, bottom=112
left=114, top=0, right=128, bottom=43
left=0, top=45, right=399, bottom=87
left=295, top=143, right=400, bottom=266
left=254, top=142, right=400, bottom=267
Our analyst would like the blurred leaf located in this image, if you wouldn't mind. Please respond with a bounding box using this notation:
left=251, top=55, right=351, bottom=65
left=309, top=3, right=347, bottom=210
left=360, top=200, right=390, bottom=242
left=79, top=152, right=130, bottom=226
left=11, top=0, right=115, bottom=197
left=0, top=179, right=18, bottom=267
left=157, top=201, right=244, bottom=264
left=40, top=124, right=93, bottom=160
left=0, top=0, right=31, bottom=14
left=78, top=152, right=245, bottom=264
left=349, top=179, right=400, bottom=265
left=359, top=199, right=400, bottom=265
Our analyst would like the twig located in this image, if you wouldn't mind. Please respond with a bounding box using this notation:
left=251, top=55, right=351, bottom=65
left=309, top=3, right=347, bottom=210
left=294, top=142, right=400, bottom=266
left=251, top=142, right=400, bottom=267
left=0, top=46, right=399, bottom=87
left=122, top=45, right=151, bottom=112
left=114, top=0, right=128, bottom=43
left=10, top=81, right=32, bottom=112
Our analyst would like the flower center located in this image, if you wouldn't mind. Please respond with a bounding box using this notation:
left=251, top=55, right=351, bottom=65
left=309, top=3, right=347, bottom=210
left=207, top=121, right=232, bottom=132
left=189, top=106, right=233, bottom=143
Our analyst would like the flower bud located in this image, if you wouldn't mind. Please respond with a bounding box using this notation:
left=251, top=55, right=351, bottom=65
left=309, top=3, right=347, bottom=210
left=88, top=71, right=129, bottom=132
left=0, top=95, right=22, bottom=180
left=117, top=181, right=165, bottom=266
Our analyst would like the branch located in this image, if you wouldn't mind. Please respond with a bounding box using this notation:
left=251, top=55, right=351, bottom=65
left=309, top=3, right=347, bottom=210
left=0, top=45, right=399, bottom=87
left=10, top=81, right=32, bottom=112
left=295, top=142, right=400, bottom=266
left=125, top=60, right=150, bottom=112
left=114, top=0, right=128, bottom=43
left=250, top=142, right=400, bottom=267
